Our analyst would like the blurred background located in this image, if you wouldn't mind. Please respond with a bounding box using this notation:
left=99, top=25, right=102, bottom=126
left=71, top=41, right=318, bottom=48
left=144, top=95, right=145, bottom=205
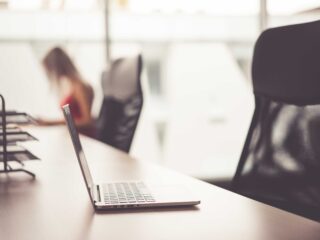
left=0, top=0, right=319, bottom=183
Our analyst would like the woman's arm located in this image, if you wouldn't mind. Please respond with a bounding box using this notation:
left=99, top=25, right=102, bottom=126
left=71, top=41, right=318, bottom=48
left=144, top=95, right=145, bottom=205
left=35, top=118, right=65, bottom=126
left=36, top=83, right=93, bottom=127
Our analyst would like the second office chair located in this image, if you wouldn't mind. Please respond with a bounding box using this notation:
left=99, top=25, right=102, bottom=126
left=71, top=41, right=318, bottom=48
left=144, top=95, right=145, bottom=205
left=96, top=55, right=143, bottom=153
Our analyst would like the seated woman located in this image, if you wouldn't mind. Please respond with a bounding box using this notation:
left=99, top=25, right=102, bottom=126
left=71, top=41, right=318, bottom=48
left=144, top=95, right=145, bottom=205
left=37, top=47, right=94, bottom=136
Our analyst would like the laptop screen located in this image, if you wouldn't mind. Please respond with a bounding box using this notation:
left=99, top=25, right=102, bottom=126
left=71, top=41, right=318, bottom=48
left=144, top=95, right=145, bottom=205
left=62, top=104, right=94, bottom=196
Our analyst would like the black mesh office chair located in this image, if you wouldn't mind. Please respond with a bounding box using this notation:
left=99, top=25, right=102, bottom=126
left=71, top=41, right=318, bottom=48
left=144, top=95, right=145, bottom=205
left=232, top=21, right=320, bottom=221
left=96, top=55, right=143, bottom=153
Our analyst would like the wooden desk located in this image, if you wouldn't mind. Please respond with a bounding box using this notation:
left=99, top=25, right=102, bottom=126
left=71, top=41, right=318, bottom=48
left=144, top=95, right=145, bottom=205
left=0, top=126, right=319, bottom=240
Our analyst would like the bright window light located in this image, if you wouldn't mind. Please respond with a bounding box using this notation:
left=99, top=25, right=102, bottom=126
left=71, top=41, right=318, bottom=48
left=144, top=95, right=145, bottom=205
left=268, top=0, right=320, bottom=15
left=128, top=0, right=259, bottom=15
left=9, top=0, right=42, bottom=10
left=64, top=0, right=96, bottom=10
left=46, top=0, right=64, bottom=10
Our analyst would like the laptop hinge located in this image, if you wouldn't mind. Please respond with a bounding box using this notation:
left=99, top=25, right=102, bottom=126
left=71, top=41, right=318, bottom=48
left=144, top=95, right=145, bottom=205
left=91, top=185, right=101, bottom=203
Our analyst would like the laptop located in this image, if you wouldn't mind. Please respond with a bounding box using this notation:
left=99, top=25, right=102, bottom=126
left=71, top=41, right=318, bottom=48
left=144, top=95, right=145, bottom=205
left=62, top=104, right=200, bottom=210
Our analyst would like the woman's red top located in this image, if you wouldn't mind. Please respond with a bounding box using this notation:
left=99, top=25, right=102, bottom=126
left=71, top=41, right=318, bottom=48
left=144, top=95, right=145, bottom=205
left=60, top=94, right=82, bottom=120
left=60, top=94, right=95, bottom=137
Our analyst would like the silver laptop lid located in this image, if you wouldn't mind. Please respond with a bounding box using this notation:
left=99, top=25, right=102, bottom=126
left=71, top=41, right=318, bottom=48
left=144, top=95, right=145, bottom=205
left=62, top=104, right=95, bottom=201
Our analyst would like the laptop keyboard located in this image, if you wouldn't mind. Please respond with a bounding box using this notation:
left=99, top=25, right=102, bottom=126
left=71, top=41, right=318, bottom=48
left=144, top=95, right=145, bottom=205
left=102, top=182, right=155, bottom=205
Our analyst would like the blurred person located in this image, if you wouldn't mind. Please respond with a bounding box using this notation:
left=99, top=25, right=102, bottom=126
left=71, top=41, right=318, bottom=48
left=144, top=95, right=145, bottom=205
left=37, top=47, right=94, bottom=136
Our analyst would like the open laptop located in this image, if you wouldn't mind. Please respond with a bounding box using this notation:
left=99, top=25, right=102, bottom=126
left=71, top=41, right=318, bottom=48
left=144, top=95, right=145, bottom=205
left=62, top=104, right=200, bottom=210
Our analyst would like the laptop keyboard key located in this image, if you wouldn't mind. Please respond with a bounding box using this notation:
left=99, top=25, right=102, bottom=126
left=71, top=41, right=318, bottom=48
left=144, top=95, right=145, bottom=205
left=102, top=182, right=154, bottom=205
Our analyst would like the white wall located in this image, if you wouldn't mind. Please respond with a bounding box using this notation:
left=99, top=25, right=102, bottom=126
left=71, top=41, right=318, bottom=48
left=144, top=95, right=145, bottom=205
left=162, top=43, right=253, bottom=179
left=0, top=43, right=59, bottom=117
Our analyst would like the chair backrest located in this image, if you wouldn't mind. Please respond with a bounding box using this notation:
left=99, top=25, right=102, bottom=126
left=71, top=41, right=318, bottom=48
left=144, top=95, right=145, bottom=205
left=252, top=20, right=320, bottom=105
left=96, top=55, right=143, bottom=152
left=232, top=21, right=320, bottom=220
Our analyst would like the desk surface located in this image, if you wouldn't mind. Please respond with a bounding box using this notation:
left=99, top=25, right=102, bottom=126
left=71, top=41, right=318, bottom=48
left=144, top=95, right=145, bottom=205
left=0, top=126, right=320, bottom=240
